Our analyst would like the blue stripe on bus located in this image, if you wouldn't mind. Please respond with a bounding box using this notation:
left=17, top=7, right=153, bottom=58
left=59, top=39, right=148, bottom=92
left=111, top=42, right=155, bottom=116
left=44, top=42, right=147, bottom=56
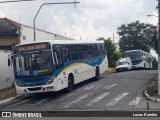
left=53, top=55, right=105, bottom=76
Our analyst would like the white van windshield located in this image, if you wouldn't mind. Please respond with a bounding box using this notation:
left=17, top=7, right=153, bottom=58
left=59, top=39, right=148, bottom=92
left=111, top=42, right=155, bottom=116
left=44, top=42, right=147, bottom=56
left=118, top=61, right=127, bottom=66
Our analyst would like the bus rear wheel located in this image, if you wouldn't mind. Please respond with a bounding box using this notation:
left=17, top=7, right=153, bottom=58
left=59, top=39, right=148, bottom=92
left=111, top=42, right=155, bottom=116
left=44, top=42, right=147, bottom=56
left=143, top=64, right=146, bottom=70
left=66, top=75, right=74, bottom=92
left=94, top=68, right=100, bottom=81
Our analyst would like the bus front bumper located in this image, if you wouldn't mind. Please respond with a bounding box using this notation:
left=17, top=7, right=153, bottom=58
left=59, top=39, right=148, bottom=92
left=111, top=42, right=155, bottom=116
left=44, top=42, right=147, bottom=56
left=15, top=84, right=56, bottom=95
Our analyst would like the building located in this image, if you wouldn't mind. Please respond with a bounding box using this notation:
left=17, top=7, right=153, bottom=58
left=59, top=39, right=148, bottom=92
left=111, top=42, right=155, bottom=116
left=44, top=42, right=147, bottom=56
left=0, top=18, right=72, bottom=50
left=113, top=42, right=120, bottom=51
left=0, top=18, right=73, bottom=90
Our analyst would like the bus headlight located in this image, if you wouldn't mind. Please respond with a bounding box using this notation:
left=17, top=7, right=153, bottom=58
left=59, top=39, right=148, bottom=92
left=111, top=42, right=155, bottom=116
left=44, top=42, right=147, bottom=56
left=46, top=76, right=56, bottom=85
left=15, top=81, right=24, bottom=87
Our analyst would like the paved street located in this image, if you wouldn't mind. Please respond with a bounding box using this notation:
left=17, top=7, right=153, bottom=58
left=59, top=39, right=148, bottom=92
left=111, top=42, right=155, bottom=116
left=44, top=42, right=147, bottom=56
left=0, top=70, right=157, bottom=111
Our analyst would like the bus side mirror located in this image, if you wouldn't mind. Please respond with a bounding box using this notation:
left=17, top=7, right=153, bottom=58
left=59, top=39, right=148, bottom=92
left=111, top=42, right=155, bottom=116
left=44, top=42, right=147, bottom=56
left=8, top=55, right=11, bottom=66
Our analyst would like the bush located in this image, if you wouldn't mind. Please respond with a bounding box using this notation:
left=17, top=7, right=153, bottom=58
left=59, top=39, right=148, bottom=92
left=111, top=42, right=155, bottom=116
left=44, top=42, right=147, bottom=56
left=152, top=57, right=158, bottom=70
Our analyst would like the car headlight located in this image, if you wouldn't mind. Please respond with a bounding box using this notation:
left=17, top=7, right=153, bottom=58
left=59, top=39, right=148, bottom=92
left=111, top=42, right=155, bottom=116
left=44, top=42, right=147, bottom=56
left=46, top=76, right=56, bottom=85
left=15, top=81, right=24, bottom=87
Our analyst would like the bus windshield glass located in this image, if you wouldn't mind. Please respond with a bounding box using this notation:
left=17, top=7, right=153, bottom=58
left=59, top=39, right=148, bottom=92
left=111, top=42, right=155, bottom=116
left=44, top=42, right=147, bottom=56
left=14, top=50, right=54, bottom=77
left=124, top=51, right=142, bottom=62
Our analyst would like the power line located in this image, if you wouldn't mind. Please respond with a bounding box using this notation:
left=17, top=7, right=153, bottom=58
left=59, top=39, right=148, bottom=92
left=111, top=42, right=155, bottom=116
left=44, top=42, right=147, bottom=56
left=0, top=0, right=36, bottom=3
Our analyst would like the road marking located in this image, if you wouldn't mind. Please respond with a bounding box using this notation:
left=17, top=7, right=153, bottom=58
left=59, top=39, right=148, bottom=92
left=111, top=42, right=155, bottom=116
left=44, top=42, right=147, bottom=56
left=62, top=93, right=92, bottom=108
left=30, top=98, right=51, bottom=105
left=84, top=84, right=96, bottom=90
left=105, top=92, right=129, bottom=106
left=78, top=88, right=82, bottom=90
left=103, top=84, right=117, bottom=89
left=59, top=94, right=74, bottom=101
left=128, top=97, right=142, bottom=106
left=6, top=99, right=31, bottom=108
left=86, top=92, right=110, bottom=107
left=0, top=97, right=16, bottom=105
left=94, top=84, right=104, bottom=89
left=77, top=84, right=95, bottom=91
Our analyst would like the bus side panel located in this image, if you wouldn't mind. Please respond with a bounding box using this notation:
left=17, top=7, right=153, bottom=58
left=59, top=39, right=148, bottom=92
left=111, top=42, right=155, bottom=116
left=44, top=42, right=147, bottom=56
left=99, top=56, right=108, bottom=74
left=80, top=63, right=95, bottom=82
left=72, top=63, right=83, bottom=84
left=56, top=63, right=83, bottom=89
left=55, top=74, right=64, bottom=91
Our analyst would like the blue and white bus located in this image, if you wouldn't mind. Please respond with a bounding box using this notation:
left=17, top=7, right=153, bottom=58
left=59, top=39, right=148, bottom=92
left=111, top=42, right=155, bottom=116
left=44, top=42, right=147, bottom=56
left=123, top=50, right=152, bottom=70
left=13, top=40, right=108, bottom=95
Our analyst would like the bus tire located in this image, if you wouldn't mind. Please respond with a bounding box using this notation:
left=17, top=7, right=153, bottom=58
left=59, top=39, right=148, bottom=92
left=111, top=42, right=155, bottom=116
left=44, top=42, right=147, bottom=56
left=94, top=67, right=100, bottom=81
left=144, top=64, right=146, bottom=70
left=66, top=74, right=74, bottom=92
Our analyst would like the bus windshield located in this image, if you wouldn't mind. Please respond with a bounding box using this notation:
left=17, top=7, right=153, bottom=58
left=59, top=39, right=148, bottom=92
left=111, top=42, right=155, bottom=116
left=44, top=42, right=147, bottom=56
left=124, top=51, right=142, bottom=62
left=14, top=50, right=54, bottom=77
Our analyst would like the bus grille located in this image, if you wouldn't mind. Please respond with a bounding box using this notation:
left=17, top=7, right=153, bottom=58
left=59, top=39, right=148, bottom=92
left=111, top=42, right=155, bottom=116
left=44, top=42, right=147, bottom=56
left=27, top=87, right=42, bottom=91
left=27, top=78, right=45, bottom=82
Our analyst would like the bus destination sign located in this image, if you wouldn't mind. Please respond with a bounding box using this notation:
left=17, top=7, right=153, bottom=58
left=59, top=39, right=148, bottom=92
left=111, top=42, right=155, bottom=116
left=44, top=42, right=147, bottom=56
left=16, top=43, right=50, bottom=52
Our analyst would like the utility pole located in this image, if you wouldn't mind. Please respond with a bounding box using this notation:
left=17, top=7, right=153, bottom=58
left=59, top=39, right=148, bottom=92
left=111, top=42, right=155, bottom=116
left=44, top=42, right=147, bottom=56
left=157, top=0, right=160, bottom=95
left=113, top=33, right=115, bottom=43
left=33, top=1, right=80, bottom=42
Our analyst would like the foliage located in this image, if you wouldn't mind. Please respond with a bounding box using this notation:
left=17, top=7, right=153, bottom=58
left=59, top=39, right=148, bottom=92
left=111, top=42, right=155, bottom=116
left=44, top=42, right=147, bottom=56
left=117, top=21, right=157, bottom=53
left=112, top=51, right=122, bottom=62
left=97, top=37, right=121, bottom=67
left=152, top=57, right=158, bottom=70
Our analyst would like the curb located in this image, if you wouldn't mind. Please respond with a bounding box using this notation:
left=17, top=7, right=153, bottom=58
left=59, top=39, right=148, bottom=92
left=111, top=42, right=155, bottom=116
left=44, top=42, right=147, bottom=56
left=0, top=95, right=24, bottom=106
left=0, top=96, right=16, bottom=106
left=107, top=68, right=116, bottom=73
left=144, top=90, right=160, bottom=102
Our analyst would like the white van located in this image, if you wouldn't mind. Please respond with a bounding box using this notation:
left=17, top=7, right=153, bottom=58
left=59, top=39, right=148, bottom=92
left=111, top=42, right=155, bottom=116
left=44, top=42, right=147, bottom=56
left=116, top=57, right=132, bottom=72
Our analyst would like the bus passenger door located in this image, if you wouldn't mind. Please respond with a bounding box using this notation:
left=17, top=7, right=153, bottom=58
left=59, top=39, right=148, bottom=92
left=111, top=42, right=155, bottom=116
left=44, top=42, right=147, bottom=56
left=53, top=45, right=65, bottom=90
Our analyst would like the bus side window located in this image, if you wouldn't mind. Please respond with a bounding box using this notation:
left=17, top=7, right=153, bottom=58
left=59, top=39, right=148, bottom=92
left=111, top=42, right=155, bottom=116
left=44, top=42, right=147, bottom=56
left=61, top=45, right=71, bottom=62
left=91, top=44, right=97, bottom=57
left=70, top=45, right=79, bottom=60
left=78, top=44, right=84, bottom=59
left=53, top=45, right=64, bottom=69
left=96, top=44, right=101, bottom=56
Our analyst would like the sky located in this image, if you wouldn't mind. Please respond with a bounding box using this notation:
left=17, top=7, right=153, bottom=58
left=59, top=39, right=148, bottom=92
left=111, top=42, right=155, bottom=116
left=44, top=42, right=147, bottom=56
left=0, top=0, right=158, bottom=58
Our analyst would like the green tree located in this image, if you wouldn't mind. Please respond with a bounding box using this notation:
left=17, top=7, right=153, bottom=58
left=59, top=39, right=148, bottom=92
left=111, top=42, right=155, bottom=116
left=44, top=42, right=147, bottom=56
left=112, top=51, right=122, bottom=65
left=117, top=21, right=157, bottom=53
left=97, top=37, right=120, bottom=67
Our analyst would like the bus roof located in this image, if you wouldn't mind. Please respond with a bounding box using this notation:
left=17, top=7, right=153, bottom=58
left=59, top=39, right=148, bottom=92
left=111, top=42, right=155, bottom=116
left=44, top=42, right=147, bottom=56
left=52, top=40, right=104, bottom=44
left=15, top=40, right=104, bottom=46
left=124, top=50, right=150, bottom=55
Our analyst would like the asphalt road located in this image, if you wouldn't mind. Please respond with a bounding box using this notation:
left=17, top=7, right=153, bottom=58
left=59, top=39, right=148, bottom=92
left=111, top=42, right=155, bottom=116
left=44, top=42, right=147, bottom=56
left=0, top=70, right=157, bottom=111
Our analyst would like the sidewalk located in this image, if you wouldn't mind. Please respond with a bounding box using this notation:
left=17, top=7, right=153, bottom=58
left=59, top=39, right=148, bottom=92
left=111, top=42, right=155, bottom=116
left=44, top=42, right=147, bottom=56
left=135, top=75, right=160, bottom=110
left=144, top=76, right=160, bottom=102
left=0, top=86, right=16, bottom=101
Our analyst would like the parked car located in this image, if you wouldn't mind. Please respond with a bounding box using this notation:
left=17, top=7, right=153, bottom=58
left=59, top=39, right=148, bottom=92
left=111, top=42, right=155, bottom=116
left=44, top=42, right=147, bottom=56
left=116, top=57, right=132, bottom=72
